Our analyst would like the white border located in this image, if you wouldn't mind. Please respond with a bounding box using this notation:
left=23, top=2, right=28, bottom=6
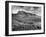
left=9, top=3, right=44, bottom=35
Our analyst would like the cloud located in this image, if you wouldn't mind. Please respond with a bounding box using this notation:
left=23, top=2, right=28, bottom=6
left=12, top=5, right=41, bottom=16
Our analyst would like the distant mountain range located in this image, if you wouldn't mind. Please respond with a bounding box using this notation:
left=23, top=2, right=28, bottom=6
left=17, top=11, right=37, bottom=16
left=12, top=11, right=41, bottom=23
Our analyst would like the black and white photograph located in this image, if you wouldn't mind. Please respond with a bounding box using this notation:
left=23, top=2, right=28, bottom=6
left=12, top=6, right=41, bottom=31
left=5, top=1, right=45, bottom=36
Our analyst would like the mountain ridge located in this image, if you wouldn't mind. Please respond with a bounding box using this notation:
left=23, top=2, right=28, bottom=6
left=17, top=11, right=37, bottom=16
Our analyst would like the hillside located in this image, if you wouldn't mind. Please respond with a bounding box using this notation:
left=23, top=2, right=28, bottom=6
left=12, top=11, right=41, bottom=31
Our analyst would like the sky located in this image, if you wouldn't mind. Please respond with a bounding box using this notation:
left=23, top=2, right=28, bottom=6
left=12, top=5, right=41, bottom=16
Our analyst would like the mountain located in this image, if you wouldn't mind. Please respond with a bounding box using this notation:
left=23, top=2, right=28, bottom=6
left=17, top=11, right=37, bottom=16
left=12, top=11, right=41, bottom=23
